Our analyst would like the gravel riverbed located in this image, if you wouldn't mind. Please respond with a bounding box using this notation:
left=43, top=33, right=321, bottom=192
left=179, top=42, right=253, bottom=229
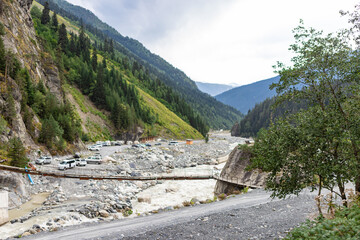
left=109, top=192, right=317, bottom=240
left=1, top=132, right=245, bottom=239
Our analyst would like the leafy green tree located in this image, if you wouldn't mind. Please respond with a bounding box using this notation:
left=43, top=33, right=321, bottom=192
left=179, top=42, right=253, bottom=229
left=251, top=22, right=360, bottom=206
left=30, top=6, right=42, bottom=19
left=41, top=1, right=50, bottom=25
left=8, top=137, right=28, bottom=167
left=39, top=115, right=64, bottom=148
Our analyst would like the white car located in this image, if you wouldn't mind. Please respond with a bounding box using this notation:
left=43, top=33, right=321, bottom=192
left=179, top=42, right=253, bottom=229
left=75, top=159, right=87, bottom=166
left=58, top=159, right=76, bottom=170
left=88, top=146, right=100, bottom=151
left=35, top=156, right=52, bottom=165
left=86, top=155, right=102, bottom=164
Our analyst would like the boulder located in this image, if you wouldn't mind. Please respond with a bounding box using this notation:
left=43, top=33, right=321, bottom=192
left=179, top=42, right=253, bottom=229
left=99, top=210, right=110, bottom=218
left=230, top=122, right=240, bottom=136
left=137, top=196, right=151, bottom=204
left=214, top=146, right=267, bottom=195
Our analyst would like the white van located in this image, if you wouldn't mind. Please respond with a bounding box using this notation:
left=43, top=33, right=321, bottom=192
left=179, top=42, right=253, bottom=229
left=58, top=159, right=76, bottom=170
left=35, top=156, right=52, bottom=165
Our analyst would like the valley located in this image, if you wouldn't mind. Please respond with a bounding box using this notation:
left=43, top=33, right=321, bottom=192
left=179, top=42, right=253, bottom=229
left=0, top=132, right=245, bottom=239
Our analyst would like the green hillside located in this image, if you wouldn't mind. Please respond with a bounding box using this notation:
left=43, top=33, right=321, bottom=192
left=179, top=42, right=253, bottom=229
left=31, top=1, right=204, bottom=141
left=36, top=0, right=243, bottom=130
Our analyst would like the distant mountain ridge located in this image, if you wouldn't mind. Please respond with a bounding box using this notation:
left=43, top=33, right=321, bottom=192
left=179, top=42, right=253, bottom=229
left=215, top=76, right=280, bottom=114
left=195, top=82, right=234, bottom=96
left=37, top=0, right=243, bottom=129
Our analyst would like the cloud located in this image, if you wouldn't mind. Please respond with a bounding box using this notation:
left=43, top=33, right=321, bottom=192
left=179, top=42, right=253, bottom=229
left=67, top=0, right=358, bottom=85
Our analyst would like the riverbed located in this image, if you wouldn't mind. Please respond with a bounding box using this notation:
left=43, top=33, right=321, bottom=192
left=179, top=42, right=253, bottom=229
left=0, top=132, right=245, bottom=239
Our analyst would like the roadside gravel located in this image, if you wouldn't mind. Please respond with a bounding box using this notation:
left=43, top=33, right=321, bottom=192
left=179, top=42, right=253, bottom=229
left=118, top=193, right=317, bottom=240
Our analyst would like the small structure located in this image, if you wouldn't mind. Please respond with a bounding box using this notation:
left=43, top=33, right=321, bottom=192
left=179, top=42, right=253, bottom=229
left=140, top=136, right=156, bottom=143
left=0, top=191, right=8, bottom=225
left=186, top=139, right=193, bottom=145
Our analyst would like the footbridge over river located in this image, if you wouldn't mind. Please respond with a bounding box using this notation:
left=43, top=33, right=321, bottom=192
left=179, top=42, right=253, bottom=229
left=0, top=164, right=263, bottom=189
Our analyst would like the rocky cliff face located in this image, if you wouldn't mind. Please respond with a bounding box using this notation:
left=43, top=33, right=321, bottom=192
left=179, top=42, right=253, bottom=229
left=214, top=146, right=267, bottom=195
left=0, top=0, right=63, bottom=152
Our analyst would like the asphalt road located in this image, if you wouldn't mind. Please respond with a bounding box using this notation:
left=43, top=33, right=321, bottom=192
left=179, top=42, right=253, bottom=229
left=24, top=189, right=317, bottom=240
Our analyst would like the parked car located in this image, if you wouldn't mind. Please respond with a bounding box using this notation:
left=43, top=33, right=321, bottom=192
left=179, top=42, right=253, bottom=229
left=145, top=143, right=152, bottom=147
left=58, top=159, right=76, bottom=170
left=35, top=156, right=52, bottom=165
left=88, top=146, right=100, bottom=151
left=155, top=143, right=161, bottom=146
left=75, top=158, right=87, bottom=166
left=86, top=155, right=102, bottom=164
left=168, top=141, right=178, bottom=146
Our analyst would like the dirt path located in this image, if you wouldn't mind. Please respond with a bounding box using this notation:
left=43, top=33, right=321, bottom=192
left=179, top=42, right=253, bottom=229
left=24, top=189, right=317, bottom=240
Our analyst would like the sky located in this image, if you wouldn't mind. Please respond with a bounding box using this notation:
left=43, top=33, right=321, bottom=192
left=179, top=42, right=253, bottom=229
left=67, top=0, right=359, bottom=86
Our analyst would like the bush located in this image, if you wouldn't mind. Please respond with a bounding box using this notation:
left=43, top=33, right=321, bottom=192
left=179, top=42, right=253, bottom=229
left=286, top=204, right=360, bottom=239
left=217, top=193, right=227, bottom=201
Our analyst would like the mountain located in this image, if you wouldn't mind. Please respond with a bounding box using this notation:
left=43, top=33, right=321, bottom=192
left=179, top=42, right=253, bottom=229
left=215, top=76, right=280, bottom=114
left=195, top=82, right=234, bottom=96
left=232, top=97, right=308, bottom=137
left=0, top=0, right=208, bottom=166
left=36, top=0, right=243, bottom=129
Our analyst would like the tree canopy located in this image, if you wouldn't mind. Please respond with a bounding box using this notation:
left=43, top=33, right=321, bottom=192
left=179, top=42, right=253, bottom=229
left=250, top=21, right=360, bottom=208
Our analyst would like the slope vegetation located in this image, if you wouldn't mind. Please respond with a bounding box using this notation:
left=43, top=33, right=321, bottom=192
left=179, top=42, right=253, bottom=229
left=36, top=0, right=243, bottom=129
left=215, top=76, right=279, bottom=114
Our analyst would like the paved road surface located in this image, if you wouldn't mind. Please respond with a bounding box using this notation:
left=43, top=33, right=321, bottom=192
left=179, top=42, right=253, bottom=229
left=25, top=189, right=317, bottom=240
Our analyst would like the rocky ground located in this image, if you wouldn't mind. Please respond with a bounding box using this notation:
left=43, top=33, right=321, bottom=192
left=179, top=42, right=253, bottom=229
left=0, top=132, right=245, bottom=239
left=120, top=193, right=317, bottom=240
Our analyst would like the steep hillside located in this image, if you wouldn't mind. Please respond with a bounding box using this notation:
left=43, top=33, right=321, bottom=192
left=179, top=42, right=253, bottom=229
left=215, top=76, right=279, bottom=114
left=195, top=82, right=234, bottom=96
left=32, top=1, right=205, bottom=138
left=36, top=0, right=243, bottom=129
left=232, top=97, right=308, bottom=137
left=0, top=0, right=205, bottom=169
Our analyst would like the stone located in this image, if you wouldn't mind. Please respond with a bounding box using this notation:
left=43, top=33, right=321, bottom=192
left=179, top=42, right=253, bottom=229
left=99, top=210, right=110, bottom=218
left=22, top=232, right=31, bottom=237
left=137, top=196, right=151, bottom=204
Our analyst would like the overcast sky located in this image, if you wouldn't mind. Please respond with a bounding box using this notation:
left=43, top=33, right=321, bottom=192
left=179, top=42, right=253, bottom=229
left=67, top=0, right=358, bottom=86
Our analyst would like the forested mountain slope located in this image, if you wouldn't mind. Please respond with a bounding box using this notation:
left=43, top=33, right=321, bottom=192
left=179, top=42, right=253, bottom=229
left=232, top=97, right=308, bottom=137
left=36, top=0, right=243, bottom=129
left=215, top=76, right=279, bottom=114
left=0, top=0, right=205, bottom=169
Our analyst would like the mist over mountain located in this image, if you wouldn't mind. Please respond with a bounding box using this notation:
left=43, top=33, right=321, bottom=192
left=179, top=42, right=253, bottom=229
left=195, top=82, right=234, bottom=96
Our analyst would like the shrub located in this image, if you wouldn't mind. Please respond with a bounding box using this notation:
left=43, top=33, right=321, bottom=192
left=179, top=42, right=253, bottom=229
left=217, top=193, right=227, bottom=201
left=286, top=204, right=360, bottom=239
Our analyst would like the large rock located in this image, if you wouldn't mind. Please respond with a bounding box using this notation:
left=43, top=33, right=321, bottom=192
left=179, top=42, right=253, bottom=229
left=214, top=146, right=267, bottom=195
left=230, top=122, right=240, bottom=136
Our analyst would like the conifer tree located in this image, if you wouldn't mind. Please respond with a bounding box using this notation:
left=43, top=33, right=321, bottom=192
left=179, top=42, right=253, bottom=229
left=52, top=12, right=58, bottom=29
left=58, top=23, right=68, bottom=52
left=41, top=1, right=50, bottom=24
left=8, top=137, right=28, bottom=167
left=91, top=49, right=97, bottom=71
